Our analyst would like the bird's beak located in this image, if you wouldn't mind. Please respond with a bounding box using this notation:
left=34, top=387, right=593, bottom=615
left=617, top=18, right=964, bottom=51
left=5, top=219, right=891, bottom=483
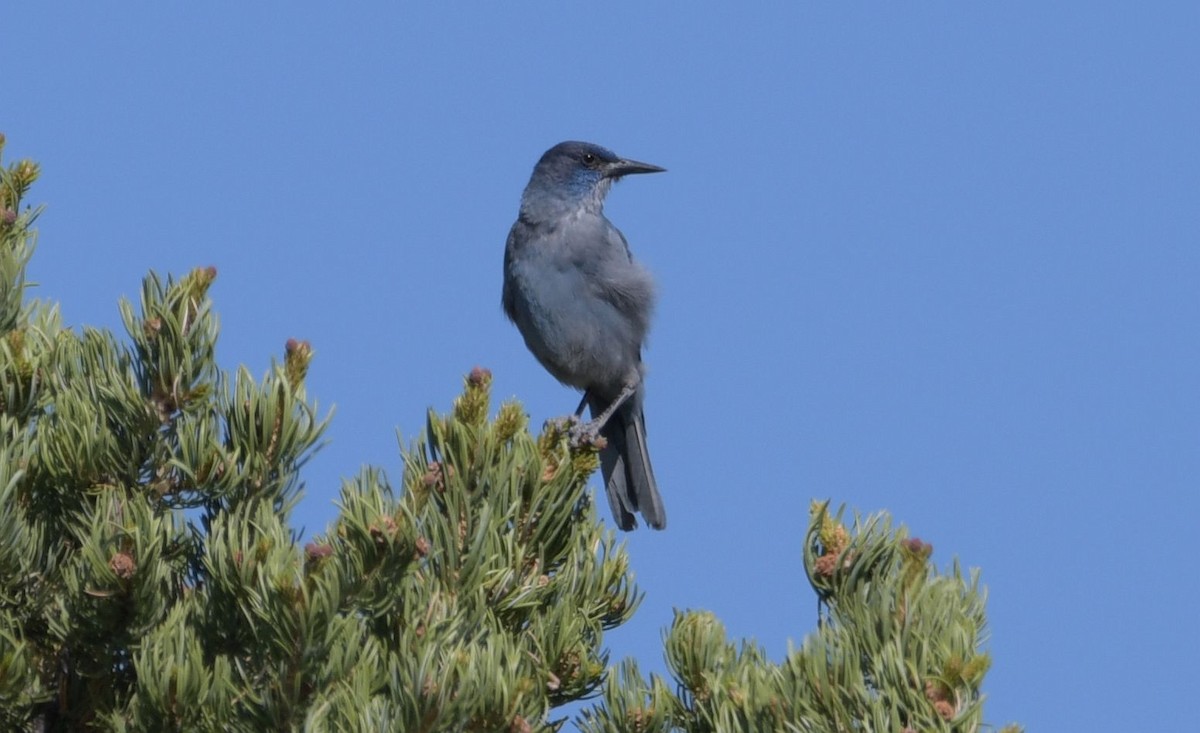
left=604, top=158, right=666, bottom=179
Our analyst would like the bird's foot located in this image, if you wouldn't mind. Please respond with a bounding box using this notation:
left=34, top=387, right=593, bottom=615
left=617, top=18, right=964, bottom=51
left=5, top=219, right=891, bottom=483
left=545, top=414, right=606, bottom=450
left=568, top=417, right=606, bottom=450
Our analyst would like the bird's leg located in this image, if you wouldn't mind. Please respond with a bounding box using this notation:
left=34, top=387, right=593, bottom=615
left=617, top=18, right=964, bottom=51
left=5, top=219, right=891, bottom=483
left=586, top=382, right=637, bottom=433
left=560, top=392, right=593, bottom=447
left=569, top=380, right=638, bottom=448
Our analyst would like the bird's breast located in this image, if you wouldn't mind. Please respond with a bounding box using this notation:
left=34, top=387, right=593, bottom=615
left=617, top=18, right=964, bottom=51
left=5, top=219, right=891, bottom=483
left=507, top=253, right=642, bottom=391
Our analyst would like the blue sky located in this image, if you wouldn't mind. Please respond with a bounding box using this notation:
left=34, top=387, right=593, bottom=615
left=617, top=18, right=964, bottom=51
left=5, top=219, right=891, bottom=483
left=7, top=4, right=1198, bottom=730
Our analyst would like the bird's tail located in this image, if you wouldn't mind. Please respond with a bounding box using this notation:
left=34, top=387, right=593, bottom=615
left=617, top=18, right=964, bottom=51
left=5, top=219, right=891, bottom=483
left=591, top=395, right=666, bottom=531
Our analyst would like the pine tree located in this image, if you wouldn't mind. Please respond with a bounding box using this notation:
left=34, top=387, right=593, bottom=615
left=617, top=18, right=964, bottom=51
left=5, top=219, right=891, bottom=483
left=0, top=139, right=1018, bottom=732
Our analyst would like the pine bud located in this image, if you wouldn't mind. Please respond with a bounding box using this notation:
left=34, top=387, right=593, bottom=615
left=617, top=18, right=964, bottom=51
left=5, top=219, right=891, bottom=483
left=109, top=552, right=137, bottom=580
left=468, top=365, right=492, bottom=386
left=285, top=338, right=313, bottom=385
left=304, top=542, right=333, bottom=561
left=143, top=317, right=163, bottom=339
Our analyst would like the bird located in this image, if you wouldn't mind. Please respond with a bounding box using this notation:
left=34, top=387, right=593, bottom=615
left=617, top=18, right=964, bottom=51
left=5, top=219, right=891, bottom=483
left=502, top=141, right=667, bottom=530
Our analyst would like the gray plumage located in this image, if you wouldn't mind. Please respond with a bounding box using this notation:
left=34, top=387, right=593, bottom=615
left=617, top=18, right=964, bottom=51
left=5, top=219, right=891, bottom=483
left=502, top=141, right=666, bottom=530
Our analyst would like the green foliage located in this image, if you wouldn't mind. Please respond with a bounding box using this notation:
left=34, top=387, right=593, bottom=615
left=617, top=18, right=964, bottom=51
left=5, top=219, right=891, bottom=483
left=578, top=506, right=1022, bottom=733
left=0, top=139, right=1018, bottom=732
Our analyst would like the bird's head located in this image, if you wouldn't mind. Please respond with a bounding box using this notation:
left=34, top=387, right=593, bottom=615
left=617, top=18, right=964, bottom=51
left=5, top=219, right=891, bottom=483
left=521, top=141, right=664, bottom=216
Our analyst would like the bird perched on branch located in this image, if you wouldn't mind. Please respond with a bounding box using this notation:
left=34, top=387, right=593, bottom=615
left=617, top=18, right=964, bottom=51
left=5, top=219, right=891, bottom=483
left=502, top=141, right=666, bottom=530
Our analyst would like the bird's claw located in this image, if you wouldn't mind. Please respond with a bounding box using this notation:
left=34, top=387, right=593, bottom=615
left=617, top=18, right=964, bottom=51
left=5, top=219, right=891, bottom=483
left=545, top=414, right=595, bottom=447
left=568, top=418, right=605, bottom=450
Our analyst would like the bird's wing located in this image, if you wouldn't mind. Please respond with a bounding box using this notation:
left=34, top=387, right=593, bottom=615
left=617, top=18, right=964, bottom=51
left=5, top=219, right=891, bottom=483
left=501, top=220, right=529, bottom=323
left=584, top=223, right=656, bottom=336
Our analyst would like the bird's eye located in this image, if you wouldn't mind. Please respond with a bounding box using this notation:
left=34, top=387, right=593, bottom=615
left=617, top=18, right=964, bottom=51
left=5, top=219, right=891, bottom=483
left=582, top=153, right=597, bottom=166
